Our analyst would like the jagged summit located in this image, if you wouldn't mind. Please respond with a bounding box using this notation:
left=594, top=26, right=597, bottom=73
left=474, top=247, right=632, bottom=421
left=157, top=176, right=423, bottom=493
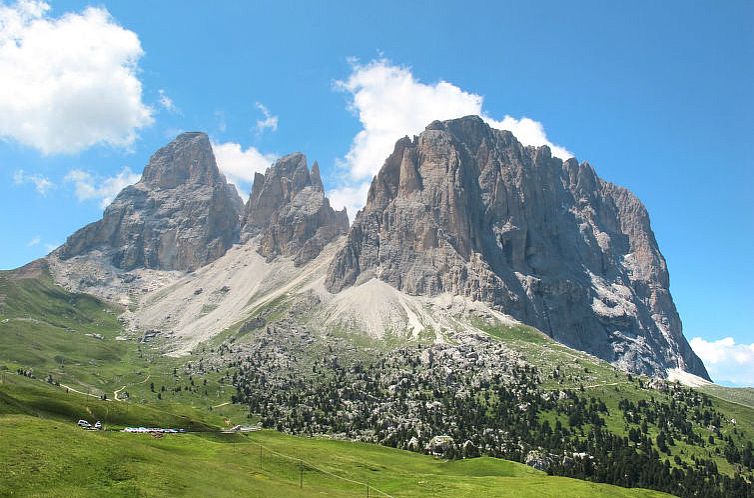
left=326, top=115, right=708, bottom=379
left=49, top=118, right=707, bottom=381
left=58, top=132, right=242, bottom=271
left=141, top=132, right=221, bottom=188
left=241, top=153, right=348, bottom=265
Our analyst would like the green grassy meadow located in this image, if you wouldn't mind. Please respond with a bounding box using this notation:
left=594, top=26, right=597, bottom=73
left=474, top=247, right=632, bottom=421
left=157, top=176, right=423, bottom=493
left=1, top=264, right=752, bottom=496
left=0, top=374, right=671, bottom=497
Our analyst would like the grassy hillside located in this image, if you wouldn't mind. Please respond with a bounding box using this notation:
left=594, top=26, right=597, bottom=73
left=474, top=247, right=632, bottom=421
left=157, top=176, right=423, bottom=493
left=0, top=375, right=671, bottom=497
left=698, top=384, right=754, bottom=409
left=1, top=265, right=752, bottom=497
left=0, top=263, right=248, bottom=426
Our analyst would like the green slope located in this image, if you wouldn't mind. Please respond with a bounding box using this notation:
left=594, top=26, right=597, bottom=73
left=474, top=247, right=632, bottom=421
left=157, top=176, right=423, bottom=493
left=1, top=264, right=752, bottom=497
left=0, top=376, right=670, bottom=497
left=0, top=262, right=249, bottom=426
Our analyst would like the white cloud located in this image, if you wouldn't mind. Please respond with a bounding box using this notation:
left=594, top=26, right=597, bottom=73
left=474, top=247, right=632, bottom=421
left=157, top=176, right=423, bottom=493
left=0, top=0, right=153, bottom=154
left=255, top=102, right=278, bottom=133
left=65, top=166, right=140, bottom=208
left=13, top=169, right=53, bottom=194
left=158, top=89, right=179, bottom=114
left=485, top=115, right=573, bottom=161
left=690, top=336, right=754, bottom=387
left=26, top=235, right=40, bottom=247
left=211, top=141, right=275, bottom=198
left=328, top=182, right=370, bottom=221
left=332, top=59, right=572, bottom=214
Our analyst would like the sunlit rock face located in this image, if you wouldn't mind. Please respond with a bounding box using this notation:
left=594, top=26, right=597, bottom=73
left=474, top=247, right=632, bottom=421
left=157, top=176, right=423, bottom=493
left=241, top=153, right=349, bottom=266
left=60, top=132, right=243, bottom=271
left=326, top=116, right=708, bottom=379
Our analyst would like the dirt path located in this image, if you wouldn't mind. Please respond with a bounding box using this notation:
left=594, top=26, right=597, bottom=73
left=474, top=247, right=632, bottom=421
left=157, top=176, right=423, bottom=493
left=114, top=374, right=151, bottom=402
left=60, top=384, right=102, bottom=399
left=212, top=401, right=231, bottom=408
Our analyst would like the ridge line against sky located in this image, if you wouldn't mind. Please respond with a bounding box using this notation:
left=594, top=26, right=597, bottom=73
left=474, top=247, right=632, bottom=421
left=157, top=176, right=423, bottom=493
left=0, top=0, right=752, bottom=385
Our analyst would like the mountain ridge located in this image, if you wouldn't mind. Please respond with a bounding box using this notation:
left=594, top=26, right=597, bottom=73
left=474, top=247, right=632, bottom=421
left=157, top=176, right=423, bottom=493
left=326, top=116, right=707, bottom=379
left=49, top=118, right=706, bottom=380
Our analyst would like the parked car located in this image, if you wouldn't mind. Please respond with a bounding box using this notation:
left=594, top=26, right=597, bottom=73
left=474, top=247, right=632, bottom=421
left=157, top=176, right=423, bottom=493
left=94, top=421, right=102, bottom=430
left=77, top=420, right=91, bottom=428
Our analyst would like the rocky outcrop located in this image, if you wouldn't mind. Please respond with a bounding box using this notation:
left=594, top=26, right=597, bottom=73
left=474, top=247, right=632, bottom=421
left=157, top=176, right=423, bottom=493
left=59, top=132, right=243, bottom=271
left=325, top=116, right=708, bottom=379
left=241, top=153, right=349, bottom=265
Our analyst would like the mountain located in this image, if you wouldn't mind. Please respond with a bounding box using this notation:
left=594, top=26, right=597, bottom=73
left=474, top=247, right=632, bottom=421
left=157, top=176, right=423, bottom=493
left=326, top=116, right=708, bottom=379
left=48, top=121, right=706, bottom=381
left=241, top=153, right=349, bottom=265
left=59, top=132, right=243, bottom=271
left=7, top=120, right=754, bottom=498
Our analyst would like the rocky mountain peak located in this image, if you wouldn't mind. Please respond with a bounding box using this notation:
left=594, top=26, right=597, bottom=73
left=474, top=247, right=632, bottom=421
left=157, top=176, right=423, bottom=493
left=241, top=153, right=348, bottom=265
left=141, top=132, right=224, bottom=189
left=310, top=161, right=324, bottom=191
left=58, top=132, right=242, bottom=272
left=326, top=115, right=708, bottom=380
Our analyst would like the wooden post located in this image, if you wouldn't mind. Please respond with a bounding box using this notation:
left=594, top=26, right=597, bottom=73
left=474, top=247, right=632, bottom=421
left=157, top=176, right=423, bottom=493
left=299, top=461, right=303, bottom=489
left=366, top=483, right=370, bottom=498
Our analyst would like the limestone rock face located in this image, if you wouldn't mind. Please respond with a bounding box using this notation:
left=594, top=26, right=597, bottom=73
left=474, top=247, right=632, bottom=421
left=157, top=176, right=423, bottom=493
left=59, top=132, right=243, bottom=271
left=326, top=116, right=708, bottom=379
left=241, top=153, right=349, bottom=265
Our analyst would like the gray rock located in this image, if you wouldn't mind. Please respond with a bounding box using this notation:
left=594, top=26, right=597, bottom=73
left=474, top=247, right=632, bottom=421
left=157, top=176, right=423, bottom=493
left=325, top=116, right=708, bottom=380
left=59, top=132, right=242, bottom=271
left=525, top=449, right=553, bottom=471
left=425, top=435, right=456, bottom=457
left=241, top=153, right=349, bottom=265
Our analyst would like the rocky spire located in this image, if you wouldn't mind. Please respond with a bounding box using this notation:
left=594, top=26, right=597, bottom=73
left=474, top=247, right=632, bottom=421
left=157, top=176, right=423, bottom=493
left=141, top=132, right=223, bottom=188
left=59, top=132, right=242, bottom=271
left=326, top=115, right=708, bottom=380
left=241, top=153, right=349, bottom=265
left=310, top=161, right=324, bottom=191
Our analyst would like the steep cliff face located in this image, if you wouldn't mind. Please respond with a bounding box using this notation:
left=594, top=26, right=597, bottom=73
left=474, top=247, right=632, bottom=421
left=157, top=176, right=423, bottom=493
left=59, top=132, right=243, bottom=271
left=326, top=116, right=708, bottom=379
left=241, top=153, right=349, bottom=265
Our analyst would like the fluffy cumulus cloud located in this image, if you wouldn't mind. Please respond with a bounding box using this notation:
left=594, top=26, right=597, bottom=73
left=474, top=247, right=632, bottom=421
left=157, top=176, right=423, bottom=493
left=65, top=166, right=140, bottom=208
left=690, top=336, right=754, bottom=386
left=211, top=141, right=275, bottom=199
left=329, top=59, right=572, bottom=216
left=13, top=169, right=53, bottom=194
left=0, top=0, right=153, bottom=154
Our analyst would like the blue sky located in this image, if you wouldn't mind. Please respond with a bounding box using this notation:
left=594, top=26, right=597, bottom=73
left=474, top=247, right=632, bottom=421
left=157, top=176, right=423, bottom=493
left=0, top=0, right=752, bottom=385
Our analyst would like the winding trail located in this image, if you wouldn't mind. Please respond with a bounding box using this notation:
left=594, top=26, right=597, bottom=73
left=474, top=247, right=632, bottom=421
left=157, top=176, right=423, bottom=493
left=114, top=374, right=151, bottom=402
left=60, top=384, right=102, bottom=399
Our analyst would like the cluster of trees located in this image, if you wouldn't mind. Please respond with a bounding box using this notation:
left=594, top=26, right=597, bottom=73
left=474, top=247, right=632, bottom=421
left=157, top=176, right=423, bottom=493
left=618, top=387, right=754, bottom=472
left=228, top=334, right=752, bottom=498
